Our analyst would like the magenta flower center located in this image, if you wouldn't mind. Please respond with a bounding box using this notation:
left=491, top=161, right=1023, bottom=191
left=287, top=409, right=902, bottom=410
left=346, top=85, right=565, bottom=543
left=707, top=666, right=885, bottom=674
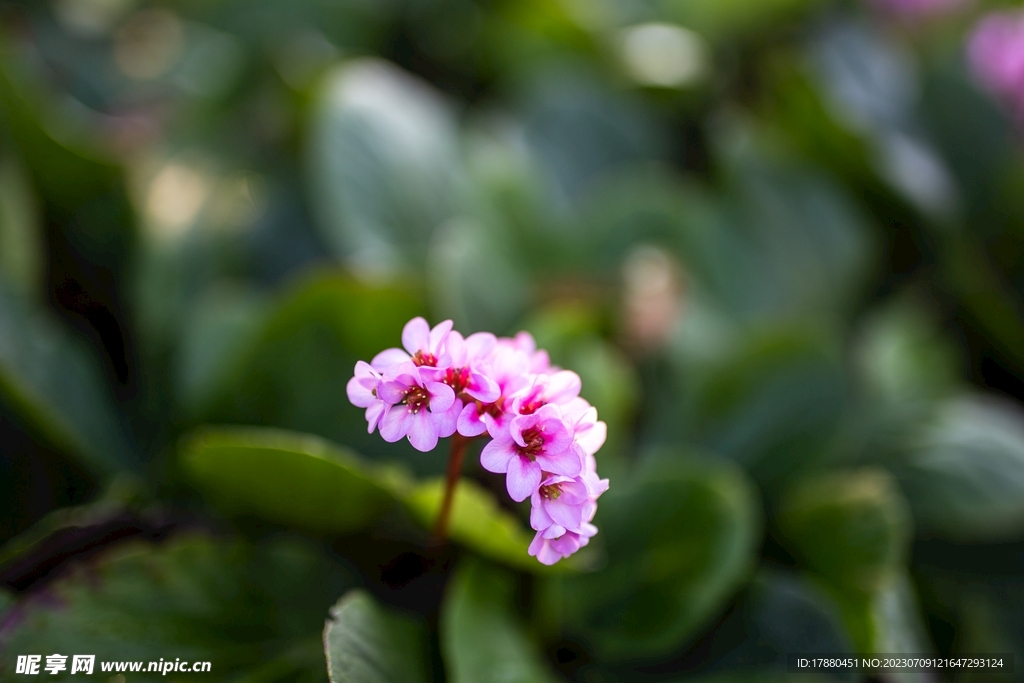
left=402, top=386, right=431, bottom=413
left=518, top=426, right=547, bottom=461
left=539, top=483, right=562, bottom=500
left=412, top=350, right=438, bottom=367
left=444, top=366, right=472, bottom=394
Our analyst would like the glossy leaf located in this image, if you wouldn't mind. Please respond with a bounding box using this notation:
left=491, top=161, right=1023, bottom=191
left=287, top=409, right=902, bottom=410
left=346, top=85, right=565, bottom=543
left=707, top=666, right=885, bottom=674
left=323, top=590, right=431, bottom=683
left=664, top=569, right=853, bottom=681
left=441, top=560, right=559, bottom=683
left=0, top=534, right=345, bottom=682
left=551, top=454, right=761, bottom=660
left=308, top=58, right=463, bottom=274
left=403, top=478, right=556, bottom=573
left=0, top=284, right=132, bottom=477
left=776, top=469, right=912, bottom=593
left=0, top=153, right=42, bottom=298
left=181, top=427, right=398, bottom=535
left=895, top=395, right=1024, bottom=542
left=200, top=270, right=427, bottom=472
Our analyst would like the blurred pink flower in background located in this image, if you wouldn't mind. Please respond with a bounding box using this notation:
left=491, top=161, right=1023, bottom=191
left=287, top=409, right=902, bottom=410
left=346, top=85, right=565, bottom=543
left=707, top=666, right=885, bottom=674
left=967, top=10, right=1024, bottom=122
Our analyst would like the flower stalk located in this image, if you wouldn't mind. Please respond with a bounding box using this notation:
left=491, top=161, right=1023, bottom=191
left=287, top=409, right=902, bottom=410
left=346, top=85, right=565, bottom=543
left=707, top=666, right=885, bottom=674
left=433, top=433, right=472, bottom=541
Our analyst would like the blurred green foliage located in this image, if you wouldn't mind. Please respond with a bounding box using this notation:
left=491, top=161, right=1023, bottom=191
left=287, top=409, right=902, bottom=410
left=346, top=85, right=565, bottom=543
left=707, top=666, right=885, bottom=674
left=2, top=0, right=1024, bottom=680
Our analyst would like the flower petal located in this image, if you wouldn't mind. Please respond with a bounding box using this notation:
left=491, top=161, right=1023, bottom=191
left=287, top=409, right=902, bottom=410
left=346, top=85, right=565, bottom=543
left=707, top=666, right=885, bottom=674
left=457, top=403, right=488, bottom=437
left=407, top=410, right=439, bottom=452
left=506, top=456, right=542, bottom=502
left=546, top=371, right=581, bottom=404
left=536, top=447, right=582, bottom=477
left=429, top=319, right=455, bottom=353
left=371, top=348, right=410, bottom=372
left=480, top=438, right=517, bottom=474
left=378, top=380, right=410, bottom=405
left=379, top=406, right=413, bottom=442
left=346, top=375, right=375, bottom=408
left=530, top=497, right=554, bottom=531
left=576, top=420, right=607, bottom=455
left=465, top=371, right=500, bottom=403
left=365, top=402, right=385, bottom=433
left=432, top=402, right=460, bottom=438
left=546, top=498, right=584, bottom=531
left=427, top=382, right=455, bottom=412
left=402, top=317, right=430, bottom=354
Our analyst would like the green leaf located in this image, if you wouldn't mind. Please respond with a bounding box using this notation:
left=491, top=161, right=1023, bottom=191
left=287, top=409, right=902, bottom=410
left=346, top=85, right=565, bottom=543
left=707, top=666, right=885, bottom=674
left=853, top=296, right=961, bottom=405
left=441, top=560, right=559, bottom=683
left=776, top=469, right=912, bottom=594
left=200, top=270, right=427, bottom=471
left=0, top=534, right=345, bottom=682
left=0, top=284, right=133, bottom=477
left=181, top=427, right=399, bottom=535
left=893, top=394, right=1024, bottom=542
left=775, top=469, right=924, bottom=655
left=550, top=454, right=761, bottom=661
left=661, top=0, right=827, bottom=40
left=658, top=568, right=853, bottom=679
left=683, top=325, right=847, bottom=485
left=0, top=587, right=12, bottom=616
left=403, top=478, right=557, bottom=573
left=323, top=590, right=431, bottom=683
left=0, top=153, right=42, bottom=298
left=175, top=283, right=269, bottom=413
left=822, top=572, right=932, bottom=657
left=307, top=58, right=463, bottom=274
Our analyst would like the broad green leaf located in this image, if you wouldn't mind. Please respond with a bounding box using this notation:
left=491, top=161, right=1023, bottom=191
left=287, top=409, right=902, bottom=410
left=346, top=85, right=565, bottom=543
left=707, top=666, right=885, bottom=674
left=181, top=427, right=399, bottom=535
left=821, top=572, right=932, bottom=658
left=661, top=0, right=826, bottom=41
left=853, top=296, right=961, bottom=405
left=175, top=283, right=269, bottom=413
left=324, top=590, right=431, bottom=683
left=308, top=58, right=463, bottom=274
left=200, top=270, right=427, bottom=472
left=776, top=469, right=912, bottom=594
left=0, top=284, right=132, bottom=477
left=0, top=153, right=42, bottom=298
left=0, top=534, right=345, bottom=682
left=659, top=569, right=853, bottom=679
left=683, top=325, right=847, bottom=485
left=441, top=560, right=559, bottom=683
left=427, top=217, right=531, bottom=335
left=403, top=478, right=556, bottom=573
left=894, top=395, right=1024, bottom=542
left=775, top=469, right=922, bottom=655
left=550, top=454, right=761, bottom=660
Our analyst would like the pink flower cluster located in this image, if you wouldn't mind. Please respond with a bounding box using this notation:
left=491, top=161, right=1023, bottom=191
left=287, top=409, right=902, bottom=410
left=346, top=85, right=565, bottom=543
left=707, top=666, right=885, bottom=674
left=968, top=11, right=1024, bottom=123
left=347, top=317, right=609, bottom=565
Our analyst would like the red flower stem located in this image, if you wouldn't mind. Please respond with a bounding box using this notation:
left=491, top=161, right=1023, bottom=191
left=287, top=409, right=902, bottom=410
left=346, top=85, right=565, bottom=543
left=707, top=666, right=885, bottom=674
left=433, top=433, right=472, bottom=541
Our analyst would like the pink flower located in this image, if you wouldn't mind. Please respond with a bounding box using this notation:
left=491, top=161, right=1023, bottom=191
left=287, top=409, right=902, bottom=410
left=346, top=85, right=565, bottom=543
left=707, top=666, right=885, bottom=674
left=430, top=331, right=501, bottom=438
left=345, top=317, right=610, bottom=566
left=561, top=397, right=608, bottom=456
left=480, top=404, right=581, bottom=501
left=461, top=342, right=533, bottom=438
left=510, top=371, right=582, bottom=418
left=371, top=317, right=454, bottom=372
left=377, top=362, right=456, bottom=452
left=968, top=11, right=1024, bottom=120
left=530, top=475, right=591, bottom=534
left=504, top=331, right=554, bottom=374
left=346, top=361, right=386, bottom=434
left=528, top=524, right=598, bottom=566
